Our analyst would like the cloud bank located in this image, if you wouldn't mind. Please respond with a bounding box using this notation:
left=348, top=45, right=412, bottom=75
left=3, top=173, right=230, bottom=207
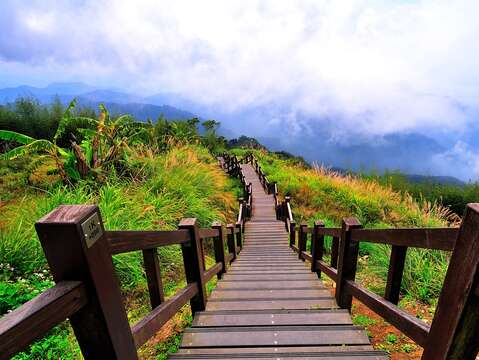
left=1, top=0, right=479, bottom=178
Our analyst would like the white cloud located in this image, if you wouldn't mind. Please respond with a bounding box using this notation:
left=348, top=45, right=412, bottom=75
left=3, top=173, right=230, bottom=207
left=0, top=0, right=479, bottom=138
left=432, top=141, right=479, bottom=181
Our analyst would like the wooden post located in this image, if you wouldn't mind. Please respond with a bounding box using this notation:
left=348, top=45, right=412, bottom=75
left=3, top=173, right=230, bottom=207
left=238, top=198, right=245, bottom=231
left=179, top=218, right=207, bottom=314
left=226, top=224, right=237, bottom=262
left=227, top=224, right=235, bottom=256
left=212, top=222, right=227, bottom=279
left=298, top=222, right=308, bottom=260
left=142, top=248, right=165, bottom=309
left=35, top=205, right=138, bottom=359
left=335, top=217, right=362, bottom=311
left=311, top=221, right=325, bottom=276
left=384, top=245, right=407, bottom=305
left=235, top=222, right=243, bottom=250
left=289, top=222, right=296, bottom=248
left=423, top=204, right=479, bottom=359
left=331, top=236, right=340, bottom=269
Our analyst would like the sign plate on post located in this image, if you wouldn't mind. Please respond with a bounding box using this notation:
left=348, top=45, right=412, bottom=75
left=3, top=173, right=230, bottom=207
left=81, top=212, right=103, bottom=248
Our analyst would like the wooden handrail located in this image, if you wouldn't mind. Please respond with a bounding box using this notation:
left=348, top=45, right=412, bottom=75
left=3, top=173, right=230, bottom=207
left=0, top=281, right=88, bottom=358
left=199, top=228, right=220, bottom=239
left=296, top=204, right=479, bottom=359
left=204, top=262, right=223, bottom=282
left=350, top=228, right=458, bottom=251
left=131, top=283, right=199, bottom=348
left=344, top=280, right=430, bottom=347
left=2, top=177, right=246, bottom=359
left=107, top=230, right=191, bottom=254
left=317, top=228, right=341, bottom=237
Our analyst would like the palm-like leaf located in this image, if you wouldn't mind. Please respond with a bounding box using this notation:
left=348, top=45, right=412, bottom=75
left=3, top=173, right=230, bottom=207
left=2, top=139, right=66, bottom=160
left=0, top=130, right=36, bottom=145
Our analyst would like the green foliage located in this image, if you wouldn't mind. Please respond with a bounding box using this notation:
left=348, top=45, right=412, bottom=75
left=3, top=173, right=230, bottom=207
left=12, top=326, right=80, bottom=360
left=385, top=333, right=398, bottom=344
left=352, top=314, right=377, bottom=327
left=0, top=97, right=62, bottom=142
left=1, top=144, right=238, bottom=357
left=0, top=96, right=234, bottom=358
left=364, top=170, right=479, bottom=216
left=232, top=149, right=454, bottom=304
left=227, top=135, right=267, bottom=150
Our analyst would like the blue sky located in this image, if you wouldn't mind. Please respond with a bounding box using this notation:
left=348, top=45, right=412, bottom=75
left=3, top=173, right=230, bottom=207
left=1, top=0, right=479, bottom=179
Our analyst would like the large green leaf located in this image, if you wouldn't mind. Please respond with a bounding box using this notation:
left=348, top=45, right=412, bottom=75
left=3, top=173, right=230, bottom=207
left=3, top=139, right=57, bottom=159
left=0, top=130, right=36, bottom=145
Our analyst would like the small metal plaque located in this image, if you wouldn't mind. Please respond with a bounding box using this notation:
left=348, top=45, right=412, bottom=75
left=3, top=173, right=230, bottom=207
left=81, top=212, right=103, bottom=248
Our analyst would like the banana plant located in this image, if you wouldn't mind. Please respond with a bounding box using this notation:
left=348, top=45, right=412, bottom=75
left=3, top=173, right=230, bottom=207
left=0, top=129, right=80, bottom=181
left=0, top=99, right=136, bottom=182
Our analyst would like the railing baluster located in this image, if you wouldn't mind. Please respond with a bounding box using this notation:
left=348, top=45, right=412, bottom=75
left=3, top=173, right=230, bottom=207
left=298, top=222, right=308, bottom=260
left=142, top=248, right=165, bottom=309
left=384, top=245, right=407, bottom=305
left=311, top=221, right=325, bottom=277
left=331, top=236, right=340, bottom=269
left=179, top=218, right=207, bottom=314
left=336, top=217, right=362, bottom=311
left=235, top=222, right=243, bottom=249
left=227, top=224, right=237, bottom=263
left=212, top=222, right=227, bottom=279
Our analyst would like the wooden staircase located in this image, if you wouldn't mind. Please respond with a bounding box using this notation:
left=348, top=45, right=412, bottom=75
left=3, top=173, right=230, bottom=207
left=170, top=164, right=387, bottom=359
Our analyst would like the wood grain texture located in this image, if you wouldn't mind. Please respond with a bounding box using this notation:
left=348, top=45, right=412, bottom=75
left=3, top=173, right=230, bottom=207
left=107, top=229, right=190, bottom=254
left=35, top=205, right=138, bottom=359
left=0, top=281, right=87, bottom=359
left=350, top=228, right=458, bottom=251
left=423, top=203, right=479, bottom=359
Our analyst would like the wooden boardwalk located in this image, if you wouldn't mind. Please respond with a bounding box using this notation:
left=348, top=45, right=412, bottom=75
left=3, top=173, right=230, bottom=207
left=171, top=164, right=387, bottom=359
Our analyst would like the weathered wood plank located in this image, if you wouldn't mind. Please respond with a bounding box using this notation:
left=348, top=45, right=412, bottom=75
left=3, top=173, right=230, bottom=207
left=107, top=230, right=190, bottom=254
left=205, top=298, right=337, bottom=311
left=0, top=281, right=87, bottom=358
left=192, top=309, right=352, bottom=327
left=209, top=288, right=331, bottom=299
left=181, top=325, right=370, bottom=347
left=216, top=280, right=322, bottom=289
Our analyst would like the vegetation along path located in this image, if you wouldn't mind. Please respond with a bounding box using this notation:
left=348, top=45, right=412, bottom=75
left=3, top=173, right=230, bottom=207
left=171, top=164, right=387, bottom=359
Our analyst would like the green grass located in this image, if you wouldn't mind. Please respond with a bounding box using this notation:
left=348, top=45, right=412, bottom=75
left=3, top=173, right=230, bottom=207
left=231, top=149, right=454, bottom=303
left=0, top=144, right=239, bottom=358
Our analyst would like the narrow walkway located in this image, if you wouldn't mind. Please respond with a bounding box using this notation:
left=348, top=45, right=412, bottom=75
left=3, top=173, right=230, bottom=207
left=171, top=164, right=386, bottom=359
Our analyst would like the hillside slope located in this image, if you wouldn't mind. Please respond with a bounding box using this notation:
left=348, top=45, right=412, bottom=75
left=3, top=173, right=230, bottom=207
left=231, top=148, right=457, bottom=358
left=1, top=144, right=239, bottom=359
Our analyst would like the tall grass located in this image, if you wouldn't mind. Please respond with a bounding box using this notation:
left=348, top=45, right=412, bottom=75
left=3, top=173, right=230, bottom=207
left=232, top=149, right=456, bottom=303
left=0, top=144, right=238, bottom=358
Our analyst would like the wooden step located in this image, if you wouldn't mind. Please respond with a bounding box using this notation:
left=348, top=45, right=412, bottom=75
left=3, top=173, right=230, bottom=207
left=180, top=325, right=370, bottom=348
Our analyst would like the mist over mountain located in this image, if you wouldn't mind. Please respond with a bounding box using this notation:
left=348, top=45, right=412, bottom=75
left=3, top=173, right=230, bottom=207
left=0, top=83, right=197, bottom=121
left=1, top=81, right=478, bottom=182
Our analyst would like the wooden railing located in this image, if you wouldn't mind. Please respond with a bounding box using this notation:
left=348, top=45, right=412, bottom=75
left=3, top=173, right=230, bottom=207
left=243, top=152, right=479, bottom=359
left=242, top=153, right=282, bottom=220
left=0, top=183, right=245, bottom=357
left=222, top=152, right=252, bottom=223
left=289, top=207, right=479, bottom=359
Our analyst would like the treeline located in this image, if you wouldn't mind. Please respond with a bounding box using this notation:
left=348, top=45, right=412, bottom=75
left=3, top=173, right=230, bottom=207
left=365, top=170, right=479, bottom=216
left=0, top=97, right=64, bottom=142
left=1, top=97, right=227, bottom=183
left=0, top=97, right=227, bottom=152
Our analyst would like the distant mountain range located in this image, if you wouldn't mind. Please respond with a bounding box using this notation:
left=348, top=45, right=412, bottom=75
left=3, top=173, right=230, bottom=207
left=0, top=82, right=197, bottom=121
left=0, top=82, right=473, bottom=183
